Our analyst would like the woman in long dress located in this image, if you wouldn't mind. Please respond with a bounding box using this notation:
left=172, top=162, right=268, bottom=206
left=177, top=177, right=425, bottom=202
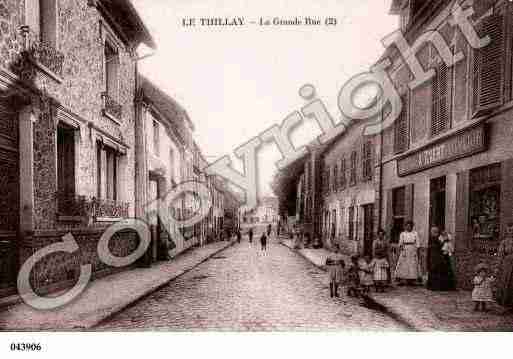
left=496, top=224, right=513, bottom=309
left=395, top=221, right=421, bottom=286
left=427, top=226, right=455, bottom=291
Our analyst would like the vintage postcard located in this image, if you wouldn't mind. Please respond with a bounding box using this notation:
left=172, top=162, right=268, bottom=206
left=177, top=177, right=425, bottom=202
left=0, top=0, right=512, bottom=356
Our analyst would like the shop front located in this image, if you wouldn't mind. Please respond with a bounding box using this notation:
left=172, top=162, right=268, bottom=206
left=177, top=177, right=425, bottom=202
left=383, top=119, right=513, bottom=288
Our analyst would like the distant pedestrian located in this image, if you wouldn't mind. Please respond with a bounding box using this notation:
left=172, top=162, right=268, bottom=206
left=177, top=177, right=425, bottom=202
left=248, top=228, right=254, bottom=244
left=260, top=232, right=267, bottom=251
left=267, top=223, right=272, bottom=238
left=236, top=229, right=242, bottom=243
left=472, top=263, right=495, bottom=312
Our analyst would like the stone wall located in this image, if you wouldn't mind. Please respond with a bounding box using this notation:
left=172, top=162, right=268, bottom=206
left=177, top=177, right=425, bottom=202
left=20, top=228, right=141, bottom=294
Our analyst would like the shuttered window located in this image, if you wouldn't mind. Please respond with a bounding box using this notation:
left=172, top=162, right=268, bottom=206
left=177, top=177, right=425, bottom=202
left=339, top=158, right=346, bottom=190
left=431, top=59, right=451, bottom=137
left=350, top=151, right=357, bottom=186
left=333, top=165, right=338, bottom=192
left=362, top=140, right=373, bottom=181
left=473, top=14, right=505, bottom=115
left=394, top=95, right=409, bottom=153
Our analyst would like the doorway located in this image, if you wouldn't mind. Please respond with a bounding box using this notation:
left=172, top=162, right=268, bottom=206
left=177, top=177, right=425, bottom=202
left=363, top=204, right=374, bottom=257
left=430, top=176, right=446, bottom=231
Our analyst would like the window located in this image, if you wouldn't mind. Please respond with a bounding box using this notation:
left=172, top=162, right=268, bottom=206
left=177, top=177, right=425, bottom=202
left=40, top=0, right=58, bottom=47
left=169, top=148, right=176, bottom=184
left=57, top=125, right=76, bottom=198
left=97, top=143, right=118, bottom=201
left=339, top=207, right=344, bottom=237
left=104, top=41, right=119, bottom=100
left=153, top=120, right=160, bottom=155
left=26, top=0, right=58, bottom=47
left=325, top=168, right=331, bottom=194
left=348, top=206, right=355, bottom=241
left=391, top=186, right=406, bottom=244
left=362, top=140, right=373, bottom=181
left=350, top=151, right=357, bottom=186
left=431, top=57, right=451, bottom=136
left=339, top=158, right=346, bottom=189
left=394, top=95, right=409, bottom=153
left=470, top=163, right=502, bottom=244
left=473, top=14, right=505, bottom=115
left=333, top=165, right=338, bottom=192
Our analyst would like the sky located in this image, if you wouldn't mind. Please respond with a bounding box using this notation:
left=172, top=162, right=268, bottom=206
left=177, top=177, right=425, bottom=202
left=132, top=0, right=398, bottom=197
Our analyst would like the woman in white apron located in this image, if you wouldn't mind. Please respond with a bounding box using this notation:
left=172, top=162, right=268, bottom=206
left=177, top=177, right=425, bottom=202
left=395, top=221, right=421, bottom=286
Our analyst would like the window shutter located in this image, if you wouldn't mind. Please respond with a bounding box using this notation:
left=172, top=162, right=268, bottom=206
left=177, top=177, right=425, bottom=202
left=394, top=95, right=409, bottom=153
left=431, top=62, right=450, bottom=136
left=333, top=165, right=338, bottom=191
left=473, top=14, right=505, bottom=114
left=350, top=151, right=357, bottom=185
left=363, top=140, right=373, bottom=180
left=340, top=158, right=346, bottom=189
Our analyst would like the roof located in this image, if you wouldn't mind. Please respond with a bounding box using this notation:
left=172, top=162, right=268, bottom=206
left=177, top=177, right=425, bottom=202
left=98, top=0, right=156, bottom=49
left=139, top=75, right=195, bottom=134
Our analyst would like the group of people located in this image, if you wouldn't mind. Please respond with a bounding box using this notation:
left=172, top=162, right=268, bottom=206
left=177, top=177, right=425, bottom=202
left=325, top=230, right=391, bottom=298
left=324, top=220, right=513, bottom=312
left=239, top=224, right=273, bottom=252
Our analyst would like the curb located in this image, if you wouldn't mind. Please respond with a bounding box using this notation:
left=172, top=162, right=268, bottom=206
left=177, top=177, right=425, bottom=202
left=278, top=239, right=419, bottom=331
left=90, top=240, right=236, bottom=329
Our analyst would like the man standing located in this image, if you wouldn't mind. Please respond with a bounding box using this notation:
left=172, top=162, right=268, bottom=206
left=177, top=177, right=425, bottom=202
left=267, top=223, right=272, bottom=238
left=260, top=231, right=268, bottom=252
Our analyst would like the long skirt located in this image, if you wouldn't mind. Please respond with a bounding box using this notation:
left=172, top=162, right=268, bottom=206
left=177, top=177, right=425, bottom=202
left=496, top=255, right=513, bottom=307
left=395, top=245, right=420, bottom=280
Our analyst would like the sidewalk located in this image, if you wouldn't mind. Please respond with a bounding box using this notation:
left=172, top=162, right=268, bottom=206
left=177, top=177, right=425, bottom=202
left=279, top=237, right=513, bottom=331
left=0, top=240, right=234, bottom=331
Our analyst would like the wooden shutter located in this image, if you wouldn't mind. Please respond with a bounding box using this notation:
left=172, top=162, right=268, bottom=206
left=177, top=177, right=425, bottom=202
left=363, top=140, right=373, bottom=180
left=350, top=151, right=357, bottom=185
left=431, top=61, right=450, bottom=136
left=394, top=95, right=409, bottom=153
left=333, top=165, right=338, bottom=191
left=473, top=14, right=505, bottom=114
left=340, top=157, right=346, bottom=189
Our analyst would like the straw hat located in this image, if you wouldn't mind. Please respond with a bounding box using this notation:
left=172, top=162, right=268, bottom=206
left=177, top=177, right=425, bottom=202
left=475, top=263, right=489, bottom=274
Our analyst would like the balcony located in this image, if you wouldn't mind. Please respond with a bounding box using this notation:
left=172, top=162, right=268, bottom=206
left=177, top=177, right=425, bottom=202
left=93, top=198, right=129, bottom=220
left=101, top=92, right=123, bottom=123
left=57, top=193, right=129, bottom=222
left=27, top=41, right=65, bottom=82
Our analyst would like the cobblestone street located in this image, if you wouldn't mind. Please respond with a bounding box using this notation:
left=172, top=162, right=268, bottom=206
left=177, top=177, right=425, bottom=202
left=97, top=237, right=405, bottom=331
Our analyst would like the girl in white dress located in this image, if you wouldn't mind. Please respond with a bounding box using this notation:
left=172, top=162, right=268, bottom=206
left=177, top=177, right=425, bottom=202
left=395, top=221, right=421, bottom=286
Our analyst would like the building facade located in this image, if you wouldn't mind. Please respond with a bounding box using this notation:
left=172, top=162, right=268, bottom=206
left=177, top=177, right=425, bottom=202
left=380, top=0, right=513, bottom=287
left=0, top=0, right=155, bottom=297
left=320, top=122, right=378, bottom=256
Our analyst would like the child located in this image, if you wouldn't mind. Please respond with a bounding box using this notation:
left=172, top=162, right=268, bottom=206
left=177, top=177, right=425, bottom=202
left=326, top=248, right=345, bottom=298
left=346, top=255, right=360, bottom=297
left=370, top=256, right=389, bottom=292
left=472, top=263, right=495, bottom=312
left=359, top=255, right=374, bottom=294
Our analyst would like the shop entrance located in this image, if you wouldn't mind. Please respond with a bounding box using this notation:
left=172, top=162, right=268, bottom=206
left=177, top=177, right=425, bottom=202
left=363, top=204, right=374, bottom=257
left=430, top=176, right=446, bottom=231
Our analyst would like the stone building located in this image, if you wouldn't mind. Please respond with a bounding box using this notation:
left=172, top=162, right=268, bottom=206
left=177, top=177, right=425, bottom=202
left=319, top=121, right=379, bottom=256
left=380, top=0, right=513, bottom=287
left=0, top=0, right=154, bottom=297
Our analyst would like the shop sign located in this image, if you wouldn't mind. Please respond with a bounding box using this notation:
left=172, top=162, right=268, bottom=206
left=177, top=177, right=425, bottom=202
left=397, top=124, right=486, bottom=177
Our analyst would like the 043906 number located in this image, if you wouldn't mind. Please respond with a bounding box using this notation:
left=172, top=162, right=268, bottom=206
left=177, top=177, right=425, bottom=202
left=10, top=343, right=42, bottom=351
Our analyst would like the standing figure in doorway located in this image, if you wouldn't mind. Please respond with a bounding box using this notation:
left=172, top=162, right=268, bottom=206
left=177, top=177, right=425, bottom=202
left=427, top=226, right=455, bottom=291
left=395, top=221, right=421, bottom=286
